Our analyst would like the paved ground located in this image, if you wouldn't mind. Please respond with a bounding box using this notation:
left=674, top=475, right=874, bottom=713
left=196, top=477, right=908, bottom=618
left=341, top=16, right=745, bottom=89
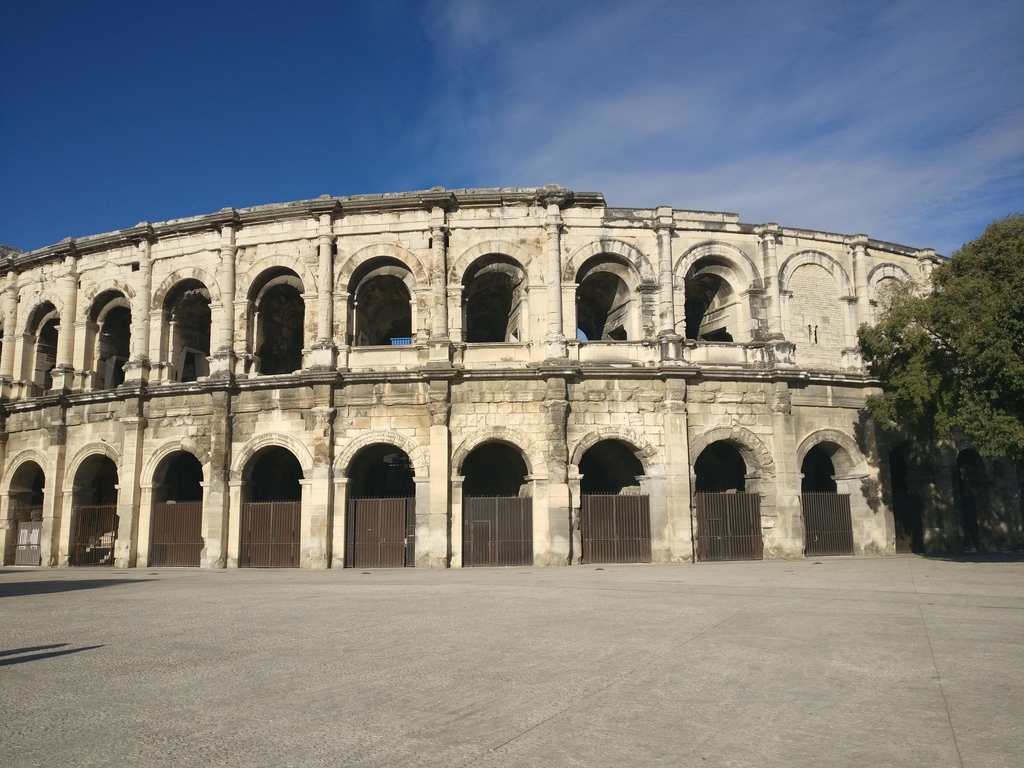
left=1, top=557, right=1022, bottom=768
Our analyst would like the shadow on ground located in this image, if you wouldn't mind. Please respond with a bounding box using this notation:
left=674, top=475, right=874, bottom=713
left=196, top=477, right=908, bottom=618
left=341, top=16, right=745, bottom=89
left=0, top=578, right=153, bottom=598
left=0, top=643, right=104, bottom=667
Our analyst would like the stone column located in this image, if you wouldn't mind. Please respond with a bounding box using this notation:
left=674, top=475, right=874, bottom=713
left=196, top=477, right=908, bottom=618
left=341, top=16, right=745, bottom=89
left=209, top=221, right=237, bottom=378
left=135, top=482, right=154, bottom=567
left=661, top=379, right=693, bottom=562
left=424, top=380, right=451, bottom=568
left=202, top=390, right=232, bottom=569
left=541, top=375, right=571, bottom=565
left=305, top=401, right=334, bottom=569
left=428, top=214, right=451, bottom=365
left=449, top=475, right=464, bottom=567
left=52, top=255, right=78, bottom=391
left=766, top=381, right=801, bottom=559
left=544, top=203, right=567, bottom=360
left=114, top=414, right=146, bottom=568
left=1, top=271, right=19, bottom=397
left=309, top=213, right=336, bottom=370
left=850, top=235, right=870, bottom=328
left=655, top=209, right=682, bottom=359
left=124, top=234, right=154, bottom=384
left=757, top=224, right=784, bottom=339
left=330, top=476, right=349, bottom=568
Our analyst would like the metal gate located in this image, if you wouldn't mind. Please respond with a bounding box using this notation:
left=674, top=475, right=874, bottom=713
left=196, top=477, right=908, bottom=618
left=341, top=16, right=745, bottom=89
left=347, top=497, right=415, bottom=568
left=15, top=519, right=43, bottom=565
left=150, top=502, right=203, bottom=567
left=239, top=502, right=300, bottom=568
left=695, top=492, right=763, bottom=561
left=464, top=497, right=533, bottom=567
left=69, top=505, right=118, bottom=566
left=581, top=494, right=651, bottom=564
left=893, top=493, right=924, bottom=554
left=801, top=493, right=854, bottom=556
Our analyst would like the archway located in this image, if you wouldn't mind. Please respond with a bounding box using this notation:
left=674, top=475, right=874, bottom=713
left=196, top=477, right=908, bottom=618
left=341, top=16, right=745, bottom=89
left=693, top=441, right=762, bottom=560
left=461, top=442, right=532, bottom=566
left=150, top=451, right=204, bottom=567
left=163, top=279, right=211, bottom=382
left=350, top=259, right=413, bottom=346
left=25, top=302, right=59, bottom=393
left=800, top=445, right=854, bottom=556
left=684, top=260, right=739, bottom=341
left=69, top=455, right=119, bottom=566
left=957, top=449, right=986, bottom=552
left=239, top=446, right=302, bottom=567
left=577, top=271, right=631, bottom=341
left=578, top=440, right=650, bottom=563
left=889, top=445, right=923, bottom=553
left=250, top=270, right=305, bottom=375
left=87, top=291, right=131, bottom=390
left=7, top=461, right=45, bottom=566
left=346, top=444, right=416, bottom=568
left=462, top=256, right=526, bottom=343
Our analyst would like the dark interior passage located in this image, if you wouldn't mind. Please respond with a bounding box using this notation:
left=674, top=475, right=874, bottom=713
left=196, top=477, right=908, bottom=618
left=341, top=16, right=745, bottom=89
left=577, top=272, right=629, bottom=341
left=579, top=440, right=643, bottom=494
left=461, top=442, right=528, bottom=497
left=354, top=274, right=412, bottom=345
left=256, top=276, right=304, bottom=374
left=349, top=445, right=415, bottom=498
left=463, top=257, right=525, bottom=343
left=801, top=446, right=838, bottom=493
left=166, top=280, right=212, bottom=382
left=154, top=452, right=204, bottom=503
left=694, top=441, right=746, bottom=492
left=246, top=447, right=303, bottom=502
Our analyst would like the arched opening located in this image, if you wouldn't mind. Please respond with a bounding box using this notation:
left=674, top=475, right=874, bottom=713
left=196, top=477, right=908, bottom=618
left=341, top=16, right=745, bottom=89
left=25, top=302, right=59, bottom=393
left=7, top=461, right=45, bottom=566
left=461, top=442, right=532, bottom=566
left=239, top=446, right=303, bottom=567
left=69, top=455, right=119, bottom=566
left=693, top=440, right=762, bottom=560
left=251, top=270, right=305, bottom=375
left=800, top=444, right=854, bottom=556
left=350, top=260, right=413, bottom=346
left=150, top=451, right=204, bottom=567
left=346, top=444, right=416, bottom=568
left=957, top=449, right=986, bottom=552
left=889, top=445, right=923, bottom=553
left=576, top=260, right=632, bottom=341
left=684, top=260, right=738, bottom=341
left=463, top=256, right=526, bottom=343
left=578, top=440, right=650, bottom=563
left=164, top=280, right=211, bottom=382
left=88, top=292, right=131, bottom=390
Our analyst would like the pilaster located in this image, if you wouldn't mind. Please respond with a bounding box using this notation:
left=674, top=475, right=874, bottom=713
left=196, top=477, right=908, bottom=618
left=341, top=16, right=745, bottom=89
left=114, top=412, right=146, bottom=568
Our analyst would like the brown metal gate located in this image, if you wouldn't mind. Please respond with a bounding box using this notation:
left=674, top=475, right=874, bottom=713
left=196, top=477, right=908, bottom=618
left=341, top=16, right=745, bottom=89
left=801, top=493, right=854, bottom=556
left=69, top=505, right=118, bottom=566
left=695, top=492, right=763, bottom=561
left=893, top=493, right=924, bottom=554
left=464, top=497, right=533, bottom=566
left=581, top=494, right=651, bottom=564
left=239, top=502, right=300, bottom=568
left=150, top=502, right=203, bottom=567
left=347, top=497, right=415, bottom=568
left=15, top=518, right=43, bottom=566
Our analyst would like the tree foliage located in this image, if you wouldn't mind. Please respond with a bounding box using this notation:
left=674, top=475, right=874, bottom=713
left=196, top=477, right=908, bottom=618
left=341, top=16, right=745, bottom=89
left=858, top=214, right=1024, bottom=460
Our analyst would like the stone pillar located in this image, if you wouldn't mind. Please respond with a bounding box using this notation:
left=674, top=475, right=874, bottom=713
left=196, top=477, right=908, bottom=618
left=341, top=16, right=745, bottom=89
left=135, top=483, right=154, bottom=567
left=541, top=375, right=571, bottom=565
left=544, top=203, right=567, bottom=360
left=309, top=214, right=336, bottom=370
left=850, top=235, right=871, bottom=328
left=114, top=414, right=146, bottom=568
left=655, top=208, right=682, bottom=359
left=424, top=380, right=451, bottom=567
left=331, top=476, right=349, bottom=568
left=567, top=467, right=582, bottom=564
left=52, top=255, right=78, bottom=391
left=124, top=234, right=153, bottom=384
left=428, top=211, right=451, bottom=365
left=1, top=271, right=19, bottom=397
left=757, top=224, right=785, bottom=339
left=202, top=390, right=232, bottom=568
left=450, top=475, right=464, bottom=567
left=209, top=222, right=237, bottom=378
left=306, top=402, right=334, bottom=569
left=225, top=479, right=242, bottom=568
left=661, top=378, right=693, bottom=562
left=766, top=381, right=801, bottom=559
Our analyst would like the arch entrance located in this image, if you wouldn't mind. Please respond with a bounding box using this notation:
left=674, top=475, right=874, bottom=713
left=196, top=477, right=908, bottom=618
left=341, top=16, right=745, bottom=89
left=693, top=441, right=762, bottom=561
left=69, top=455, right=119, bottom=566
left=578, top=440, right=650, bottom=563
left=346, top=444, right=416, bottom=568
left=8, top=461, right=45, bottom=566
left=150, top=452, right=204, bottom=567
left=800, top=444, right=854, bottom=556
left=889, top=445, right=923, bottom=553
left=461, top=443, right=532, bottom=567
left=239, top=447, right=302, bottom=567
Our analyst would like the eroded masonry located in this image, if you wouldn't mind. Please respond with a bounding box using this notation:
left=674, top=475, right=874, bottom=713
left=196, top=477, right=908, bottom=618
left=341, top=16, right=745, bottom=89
left=2, top=186, right=1022, bottom=569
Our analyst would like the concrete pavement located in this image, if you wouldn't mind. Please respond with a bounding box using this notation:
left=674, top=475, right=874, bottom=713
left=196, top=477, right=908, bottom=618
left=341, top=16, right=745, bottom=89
left=1, top=556, right=1022, bottom=767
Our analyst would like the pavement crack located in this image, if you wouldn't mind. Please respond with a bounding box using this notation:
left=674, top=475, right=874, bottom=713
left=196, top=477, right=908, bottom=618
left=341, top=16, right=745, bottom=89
left=919, top=604, right=965, bottom=768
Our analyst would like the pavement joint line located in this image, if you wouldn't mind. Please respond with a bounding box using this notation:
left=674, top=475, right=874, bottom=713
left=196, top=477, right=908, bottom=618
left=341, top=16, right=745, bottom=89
left=919, top=603, right=965, bottom=768
left=475, top=598, right=758, bottom=763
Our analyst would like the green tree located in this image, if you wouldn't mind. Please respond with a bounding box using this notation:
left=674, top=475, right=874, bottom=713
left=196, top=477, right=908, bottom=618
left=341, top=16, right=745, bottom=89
left=858, top=214, right=1024, bottom=460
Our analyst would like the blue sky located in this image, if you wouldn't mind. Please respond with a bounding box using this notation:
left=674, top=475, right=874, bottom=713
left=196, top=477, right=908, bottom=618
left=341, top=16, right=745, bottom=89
left=2, top=0, right=1021, bottom=256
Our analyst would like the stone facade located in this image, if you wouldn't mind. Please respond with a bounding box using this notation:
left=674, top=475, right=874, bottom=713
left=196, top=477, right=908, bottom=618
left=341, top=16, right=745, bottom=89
left=1, top=185, right=1021, bottom=569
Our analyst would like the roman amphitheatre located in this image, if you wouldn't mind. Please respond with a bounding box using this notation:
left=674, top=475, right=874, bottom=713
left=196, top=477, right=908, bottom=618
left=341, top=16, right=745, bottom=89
left=2, top=185, right=1021, bottom=569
